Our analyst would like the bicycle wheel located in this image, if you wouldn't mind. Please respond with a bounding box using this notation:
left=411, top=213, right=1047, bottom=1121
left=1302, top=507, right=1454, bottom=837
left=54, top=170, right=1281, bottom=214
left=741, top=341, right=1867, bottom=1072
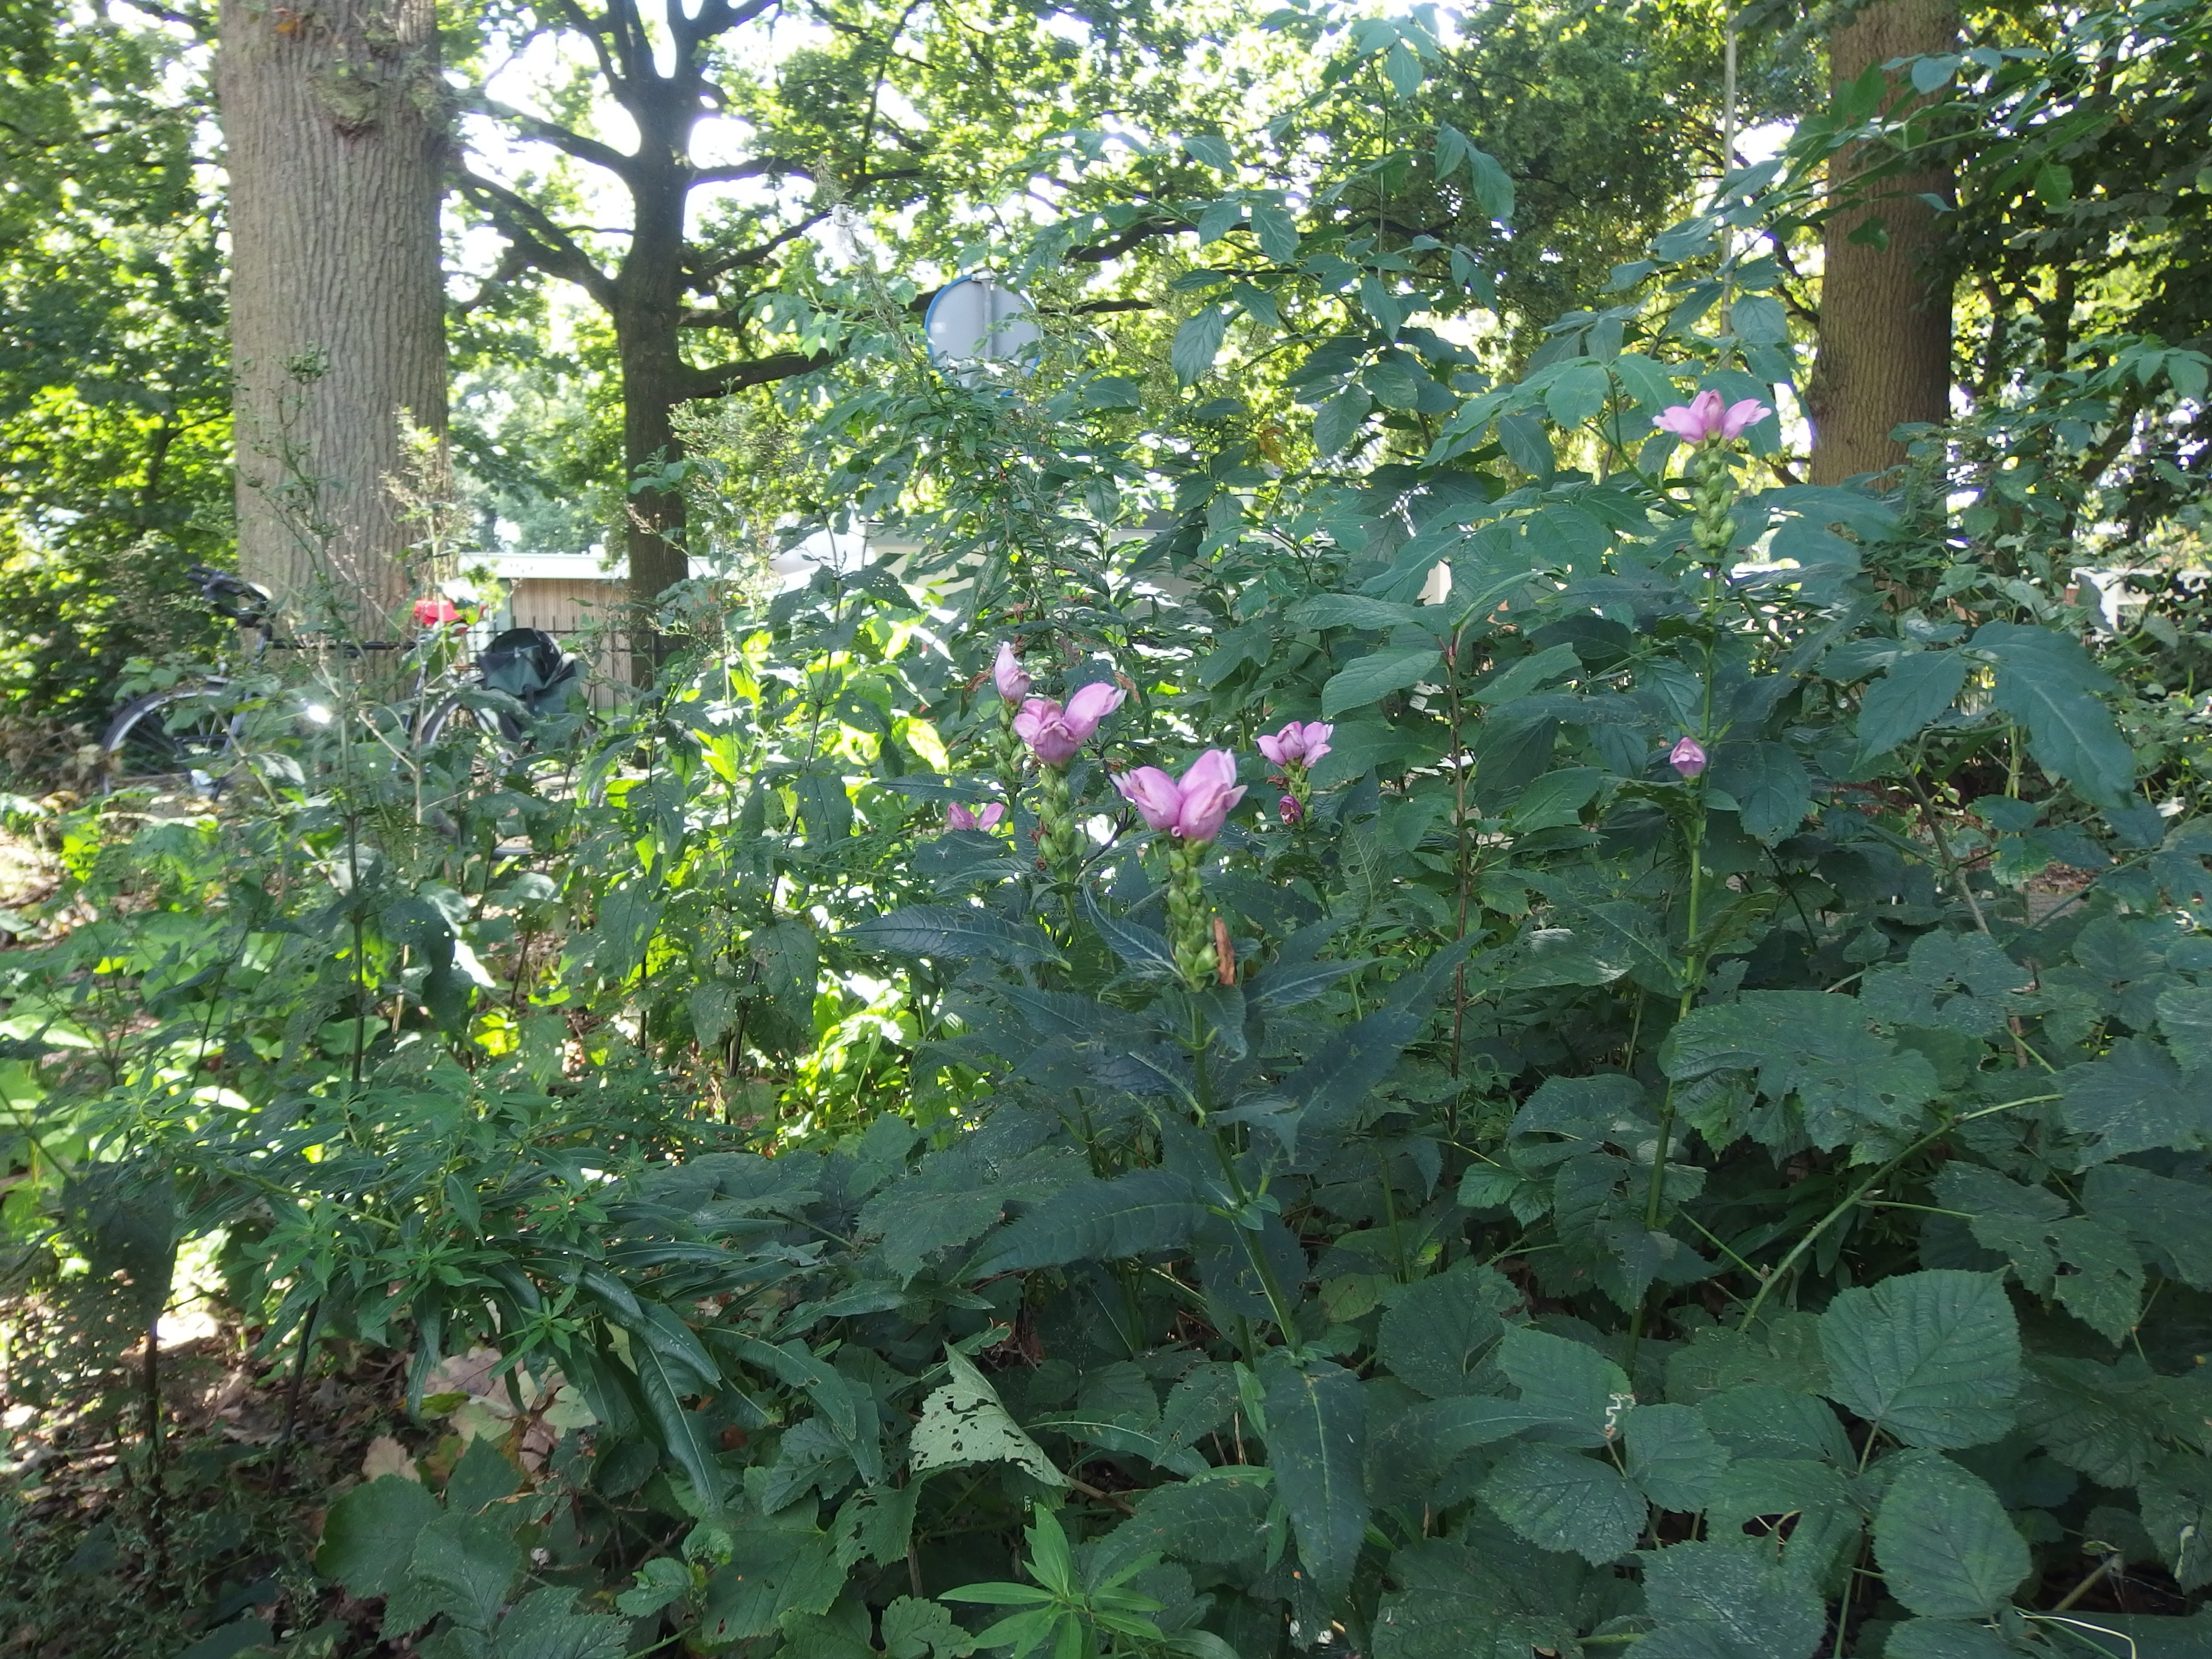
left=100, top=685, right=244, bottom=793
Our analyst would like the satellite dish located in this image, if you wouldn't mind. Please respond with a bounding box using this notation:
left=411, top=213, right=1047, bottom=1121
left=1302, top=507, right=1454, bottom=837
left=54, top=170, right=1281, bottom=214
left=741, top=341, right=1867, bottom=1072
left=924, top=273, right=1041, bottom=382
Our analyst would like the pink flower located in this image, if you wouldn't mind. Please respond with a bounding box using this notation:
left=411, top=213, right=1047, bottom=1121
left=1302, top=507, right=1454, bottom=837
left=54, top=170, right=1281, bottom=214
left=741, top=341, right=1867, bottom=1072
left=1258, top=721, right=1333, bottom=769
left=993, top=642, right=1030, bottom=702
left=1670, top=735, right=1707, bottom=778
left=947, top=802, right=1006, bottom=831
left=1279, top=793, right=1302, bottom=825
left=1013, top=682, right=1125, bottom=766
left=414, top=596, right=460, bottom=627
left=1652, top=389, right=1772, bottom=445
left=1114, top=749, right=1246, bottom=842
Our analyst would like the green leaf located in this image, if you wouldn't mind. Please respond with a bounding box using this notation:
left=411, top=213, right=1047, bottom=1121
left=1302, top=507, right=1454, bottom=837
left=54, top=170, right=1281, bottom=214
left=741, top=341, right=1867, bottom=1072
left=1378, top=1262, right=1513, bottom=1398
left=910, top=1348, right=1065, bottom=1487
left=1498, top=1326, right=1630, bottom=1442
left=1872, top=1451, right=2031, bottom=1619
left=1820, top=1270, right=2020, bottom=1449
left=1729, top=293, right=1788, bottom=346
left=1663, top=992, right=1938, bottom=1151
left=2082, top=1163, right=2212, bottom=1289
left=1314, top=387, right=1373, bottom=455
left=2015, top=1355, right=2172, bottom=1487
left=848, top=906, right=1059, bottom=966
left=1369, top=1539, right=1580, bottom=1658
left=1544, top=363, right=1609, bottom=429
left=698, top=1515, right=845, bottom=1644
left=1464, top=146, right=1516, bottom=222
left=1507, top=767, right=1607, bottom=834
left=1976, top=621, right=2135, bottom=806
left=2140, top=1449, right=2212, bottom=1590
left=1880, top=1621, right=2020, bottom=1659
left=881, top=1595, right=979, bottom=1659
left=405, top=1510, right=525, bottom=1633
left=1638, top=1539, right=1826, bottom=1659
left=634, top=1330, right=731, bottom=1512
left=314, top=1476, right=440, bottom=1598
left=1250, top=201, right=1298, bottom=263
left=1479, top=1444, right=1644, bottom=1563
left=1261, top=1361, right=1369, bottom=1599
left=1172, top=307, right=1230, bottom=385
left=1857, top=651, right=1968, bottom=759
left=1289, top=593, right=1425, bottom=632
left=968, top=1168, right=1203, bottom=1274
left=1321, top=646, right=1442, bottom=718
left=1089, top=1476, right=1275, bottom=1581
left=1708, top=741, right=1811, bottom=843
left=1625, top=1404, right=1731, bottom=1512
left=1180, top=133, right=1234, bottom=171
left=1382, top=40, right=1422, bottom=98
left=1195, top=197, right=1243, bottom=245
left=2157, top=986, right=2212, bottom=1073
left=1471, top=643, right=1579, bottom=707
left=1434, top=124, right=1472, bottom=179
left=445, top=1435, right=520, bottom=1513
left=489, top=1587, right=628, bottom=1659
left=2061, top=1037, right=2212, bottom=1162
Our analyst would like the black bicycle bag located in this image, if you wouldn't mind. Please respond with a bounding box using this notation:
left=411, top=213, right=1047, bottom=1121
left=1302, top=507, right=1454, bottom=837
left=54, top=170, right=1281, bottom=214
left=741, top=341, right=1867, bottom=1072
left=476, top=627, right=583, bottom=715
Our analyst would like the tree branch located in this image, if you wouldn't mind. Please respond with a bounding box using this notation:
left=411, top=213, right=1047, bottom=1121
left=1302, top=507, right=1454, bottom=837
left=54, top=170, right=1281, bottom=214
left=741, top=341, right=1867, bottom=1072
left=1066, top=217, right=1189, bottom=263
left=469, top=96, right=642, bottom=183
left=455, top=167, right=619, bottom=309
left=676, top=351, right=835, bottom=400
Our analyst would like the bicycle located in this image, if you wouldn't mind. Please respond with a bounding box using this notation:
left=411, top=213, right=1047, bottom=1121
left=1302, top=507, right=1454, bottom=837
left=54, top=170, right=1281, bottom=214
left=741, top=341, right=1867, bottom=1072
left=99, top=567, right=587, bottom=795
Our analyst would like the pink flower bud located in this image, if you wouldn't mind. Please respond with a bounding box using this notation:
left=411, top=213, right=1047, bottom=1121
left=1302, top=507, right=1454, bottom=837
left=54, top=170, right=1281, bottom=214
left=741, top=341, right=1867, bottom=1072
left=1013, top=681, right=1126, bottom=766
left=1653, top=389, right=1773, bottom=445
left=992, top=642, right=1030, bottom=701
left=1670, top=735, right=1708, bottom=778
left=1258, top=720, right=1334, bottom=768
left=1279, top=793, right=1302, bottom=825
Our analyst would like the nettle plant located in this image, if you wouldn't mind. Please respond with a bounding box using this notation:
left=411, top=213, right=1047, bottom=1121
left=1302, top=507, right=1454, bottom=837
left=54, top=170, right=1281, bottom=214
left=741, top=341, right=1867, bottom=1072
left=314, top=363, right=2211, bottom=1659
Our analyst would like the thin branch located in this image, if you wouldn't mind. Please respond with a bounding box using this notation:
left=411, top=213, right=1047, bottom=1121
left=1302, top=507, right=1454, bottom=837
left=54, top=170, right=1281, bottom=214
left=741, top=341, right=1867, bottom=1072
left=454, top=167, right=619, bottom=309
left=468, top=96, right=642, bottom=183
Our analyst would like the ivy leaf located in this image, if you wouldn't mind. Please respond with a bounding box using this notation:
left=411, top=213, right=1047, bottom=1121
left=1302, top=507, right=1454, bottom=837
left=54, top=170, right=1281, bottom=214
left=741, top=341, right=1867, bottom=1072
left=1321, top=646, right=1442, bottom=717
left=1172, top=306, right=1231, bottom=385
left=1261, top=1360, right=1369, bottom=1599
left=1872, top=1451, right=2031, bottom=1619
left=1820, top=1270, right=2020, bottom=1449
left=1856, top=651, right=1968, bottom=760
left=910, top=1348, right=1065, bottom=1487
left=1624, top=1404, right=1731, bottom=1512
left=1479, top=1444, right=1643, bottom=1563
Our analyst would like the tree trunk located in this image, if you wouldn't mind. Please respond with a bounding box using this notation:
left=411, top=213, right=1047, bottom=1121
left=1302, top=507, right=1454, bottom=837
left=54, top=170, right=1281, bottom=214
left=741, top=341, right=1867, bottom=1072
left=219, top=0, right=447, bottom=632
left=614, top=135, right=696, bottom=680
left=1806, top=0, right=1957, bottom=487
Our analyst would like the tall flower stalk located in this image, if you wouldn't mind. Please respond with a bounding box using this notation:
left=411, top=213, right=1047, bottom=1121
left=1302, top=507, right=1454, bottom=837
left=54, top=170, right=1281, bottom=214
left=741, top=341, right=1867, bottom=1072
left=1003, top=660, right=1124, bottom=890
left=1114, top=750, right=1245, bottom=989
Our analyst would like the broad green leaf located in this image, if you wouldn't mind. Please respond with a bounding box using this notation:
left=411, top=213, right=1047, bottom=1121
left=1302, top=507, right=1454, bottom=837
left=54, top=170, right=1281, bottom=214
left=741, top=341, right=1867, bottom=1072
left=1378, top=1262, right=1512, bottom=1398
left=1729, top=293, right=1788, bottom=346
left=881, top=1595, right=978, bottom=1659
left=1464, top=145, right=1516, bottom=222
left=1250, top=201, right=1299, bottom=263
left=1820, top=1270, right=2019, bottom=1449
left=1976, top=621, right=2134, bottom=805
left=446, top=1434, right=520, bottom=1512
left=1479, top=1444, right=1644, bottom=1563
left=1625, top=1403, right=1731, bottom=1511
left=1881, top=1621, right=2019, bottom=1659
left=1288, top=593, right=1425, bottom=631
left=634, top=1329, right=731, bottom=1511
left=1434, top=123, right=1472, bottom=178
left=1089, top=1476, right=1275, bottom=1581
left=968, top=1168, right=1203, bottom=1274
left=1383, top=40, right=1422, bottom=98
left=404, top=1509, right=525, bottom=1633
left=698, top=1514, right=845, bottom=1643
left=1314, top=387, right=1372, bottom=454
left=2082, top=1163, right=2212, bottom=1289
left=1709, top=741, right=1811, bottom=843
left=1498, top=1326, right=1630, bottom=1442
left=1544, top=363, right=1610, bottom=429
left=1180, top=133, right=1234, bottom=171
left=1638, top=1539, right=1825, bottom=1659
left=1321, top=646, right=1442, bottom=717
left=1508, top=767, right=1607, bottom=833
left=2157, top=985, right=2212, bottom=1073
left=315, top=1476, right=440, bottom=1598
left=1262, top=1361, right=1369, bottom=1599
left=1856, top=651, right=1968, bottom=759
left=2140, top=1449, right=2212, bottom=1590
left=1171, top=307, right=1230, bottom=385
left=1702, top=1458, right=1861, bottom=1585
left=489, top=1587, right=629, bottom=1659
left=2015, top=1354, right=2171, bottom=1487
left=1663, top=992, right=1938, bottom=1150
left=2061, top=1037, right=2212, bottom=1162
left=1369, top=1539, right=1580, bottom=1659
left=1195, top=197, right=1242, bottom=245
left=909, top=1348, right=1064, bottom=1487
left=1872, top=1451, right=2030, bottom=1619
left=849, top=906, right=1059, bottom=965
left=1471, top=643, right=1579, bottom=707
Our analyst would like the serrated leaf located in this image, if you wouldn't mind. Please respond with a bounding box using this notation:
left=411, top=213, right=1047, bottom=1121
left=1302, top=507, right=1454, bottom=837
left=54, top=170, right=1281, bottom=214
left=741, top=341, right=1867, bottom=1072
left=1857, top=651, right=1968, bottom=759
left=1369, top=1539, right=1580, bottom=1658
left=968, top=1168, right=1204, bottom=1274
left=1499, top=1326, right=1629, bottom=1441
left=1172, top=307, right=1231, bottom=385
left=1873, top=1451, right=2030, bottom=1619
left=1382, top=40, right=1422, bottom=97
left=1289, top=593, right=1425, bottom=631
left=1195, top=197, right=1243, bottom=245
left=1709, top=741, right=1812, bottom=843
left=1180, top=133, right=1234, bottom=171
left=2061, top=1037, right=2212, bottom=1162
left=405, top=1509, right=525, bottom=1633
left=1729, top=293, right=1788, bottom=346
left=1089, top=1476, right=1275, bottom=1582
left=490, top=1587, right=629, bottom=1659
left=849, top=906, right=1059, bottom=965
left=2082, top=1163, right=2212, bottom=1289
left=1464, top=146, right=1515, bottom=222
left=910, top=1348, right=1064, bottom=1487
left=1820, top=1270, right=2020, bottom=1449
left=1976, top=621, right=2135, bottom=806
left=1314, top=387, right=1373, bottom=454
left=1626, top=1404, right=1731, bottom=1511
left=1262, top=1361, right=1368, bottom=1598
left=315, top=1476, right=441, bottom=1598
left=1479, top=1444, right=1643, bottom=1563
left=2157, top=986, right=2212, bottom=1073
left=1321, top=646, right=1442, bottom=717
left=1544, top=363, right=1610, bottom=429
left=1881, top=1621, right=2019, bottom=1659
left=1639, top=1539, right=1826, bottom=1659
left=1250, top=201, right=1298, bottom=262
left=1664, top=992, right=1938, bottom=1150
left=1378, top=1263, right=1512, bottom=1398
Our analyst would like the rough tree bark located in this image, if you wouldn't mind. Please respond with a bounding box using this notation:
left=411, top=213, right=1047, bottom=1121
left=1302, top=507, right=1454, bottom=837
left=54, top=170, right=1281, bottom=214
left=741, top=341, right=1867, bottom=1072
left=1807, top=0, right=1958, bottom=486
left=219, top=0, right=447, bottom=629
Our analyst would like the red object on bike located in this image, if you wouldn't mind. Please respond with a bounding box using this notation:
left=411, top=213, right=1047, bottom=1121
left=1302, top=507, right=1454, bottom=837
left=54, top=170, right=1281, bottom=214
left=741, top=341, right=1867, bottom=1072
left=414, top=596, right=461, bottom=627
